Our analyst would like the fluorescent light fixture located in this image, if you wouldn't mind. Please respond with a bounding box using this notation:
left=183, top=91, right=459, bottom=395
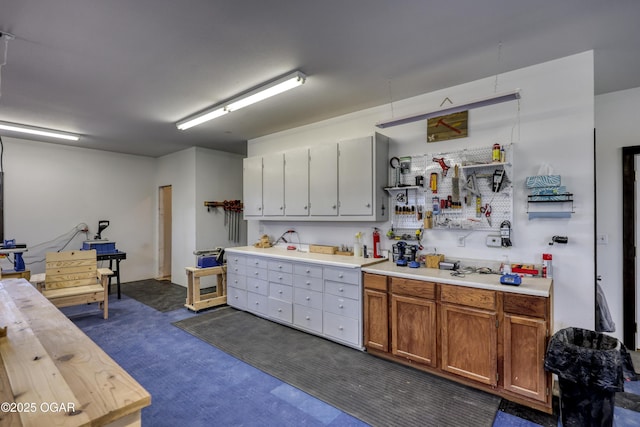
left=176, top=70, right=307, bottom=130
left=376, top=89, right=521, bottom=129
left=0, top=121, right=80, bottom=141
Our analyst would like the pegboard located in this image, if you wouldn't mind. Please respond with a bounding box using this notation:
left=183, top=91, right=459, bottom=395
left=387, top=144, right=513, bottom=232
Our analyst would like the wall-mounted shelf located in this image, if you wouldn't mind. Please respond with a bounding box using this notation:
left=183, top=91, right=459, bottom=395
left=527, top=193, right=574, bottom=219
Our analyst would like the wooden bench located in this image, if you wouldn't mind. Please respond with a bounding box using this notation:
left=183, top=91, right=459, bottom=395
left=30, top=249, right=112, bottom=319
left=0, top=278, right=151, bottom=426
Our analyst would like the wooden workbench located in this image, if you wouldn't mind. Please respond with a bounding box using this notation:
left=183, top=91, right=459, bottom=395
left=0, top=278, right=151, bottom=426
left=184, top=265, right=226, bottom=312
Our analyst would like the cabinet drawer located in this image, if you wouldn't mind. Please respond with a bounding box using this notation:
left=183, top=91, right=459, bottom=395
left=364, top=273, right=387, bottom=291
left=325, top=280, right=360, bottom=300
left=247, top=277, right=268, bottom=295
left=293, top=305, right=323, bottom=334
left=390, top=277, right=435, bottom=299
left=268, top=270, right=293, bottom=286
left=268, top=298, right=293, bottom=323
left=324, top=267, right=359, bottom=285
left=441, top=284, right=496, bottom=310
left=228, top=264, right=246, bottom=276
left=293, top=263, right=323, bottom=278
left=323, top=311, right=359, bottom=346
left=247, top=256, right=269, bottom=269
left=503, top=293, right=547, bottom=318
left=247, top=291, right=268, bottom=315
left=268, top=260, right=293, bottom=273
left=227, top=273, right=247, bottom=290
left=324, top=293, right=359, bottom=319
left=294, top=288, right=323, bottom=310
left=293, top=275, right=323, bottom=292
left=246, top=267, right=268, bottom=281
left=269, top=283, right=293, bottom=302
left=227, top=287, right=247, bottom=310
left=227, top=254, right=246, bottom=267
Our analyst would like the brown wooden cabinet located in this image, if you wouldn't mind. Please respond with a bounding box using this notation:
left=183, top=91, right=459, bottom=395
left=440, top=284, right=497, bottom=385
left=390, top=278, right=437, bottom=367
left=363, top=273, right=389, bottom=352
left=362, top=272, right=553, bottom=414
left=503, top=293, right=551, bottom=403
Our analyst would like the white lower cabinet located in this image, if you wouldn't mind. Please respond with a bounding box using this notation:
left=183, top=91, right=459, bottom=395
left=226, top=251, right=364, bottom=349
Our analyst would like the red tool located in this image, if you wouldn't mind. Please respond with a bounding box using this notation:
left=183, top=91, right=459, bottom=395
left=432, top=157, right=451, bottom=177
left=372, top=228, right=382, bottom=258
left=480, top=204, right=492, bottom=227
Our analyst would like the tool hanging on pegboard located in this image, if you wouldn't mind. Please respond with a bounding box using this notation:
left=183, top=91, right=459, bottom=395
left=203, top=200, right=244, bottom=243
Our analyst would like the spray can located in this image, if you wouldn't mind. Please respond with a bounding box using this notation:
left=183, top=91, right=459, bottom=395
left=542, top=253, right=553, bottom=279
left=492, top=143, right=501, bottom=162
left=373, top=228, right=382, bottom=258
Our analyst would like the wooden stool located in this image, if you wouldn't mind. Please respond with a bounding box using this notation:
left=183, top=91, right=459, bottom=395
left=185, top=265, right=226, bottom=312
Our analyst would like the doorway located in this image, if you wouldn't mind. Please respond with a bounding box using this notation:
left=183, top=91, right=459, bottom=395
left=158, top=185, right=172, bottom=280
left=622, top=147, right=640, bottom=349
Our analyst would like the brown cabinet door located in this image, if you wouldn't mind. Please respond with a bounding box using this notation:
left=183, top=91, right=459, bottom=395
left=504, top=313, right=548, bottom=402
left=441, top=304, right=497, bottom=385
left=391, top=294, right=437, bottom=367
left=364, top=288, right=388, bottom=351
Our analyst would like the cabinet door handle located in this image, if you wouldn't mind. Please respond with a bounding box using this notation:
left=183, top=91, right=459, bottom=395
left=339, top=326, right=344, bottom=331
left=278, top=308, right=282, bottom=312
left=339, top=287, right=344, bottom=292
left=305, top=296, right=310, bottom=301
left=338, top=274, right=343, bottom=278
left=305, top=281, right=311, bottom=285
left=332, top=205, right=337, bottom=209
left=305, top=316, right=310, bottom=320
left=304, top=206, right=308, bottom=210
left=278, top=290, right=283, bottom=294
left=280, top=206, right=283, bottom=210
left=366, top=203, right=371, bottom=208
left=258, top=207, right=262, bottom=211
left=338, top=304, right=344, bottom=309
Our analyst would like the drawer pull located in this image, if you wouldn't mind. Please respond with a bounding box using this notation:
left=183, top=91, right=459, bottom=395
left=306, top=269, right=310, bottom=273
left=255, top=285, right=259, bottom=289
left=338, top=274, right=344, bottom=278
left=278, top=308, right=282, bottom=312
left=338, top=304, right=344, bottom=309
left=305, top=296, right=310, bottom=301
left=339, top=287, right=344, bottom=292
left=305, top=316, right=310, bottom=320
left=339, top=326, right=344, bottom=330
left=278, top=276, right=283, bottom=280
left=254, top=272, right=259, bottom=275
left=306, top=281, right=311, bottom=285
left=278, top=290, right=283, bottom=294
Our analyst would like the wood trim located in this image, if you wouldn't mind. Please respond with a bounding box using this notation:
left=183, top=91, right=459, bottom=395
left=622, top=146, right=640, bottom=349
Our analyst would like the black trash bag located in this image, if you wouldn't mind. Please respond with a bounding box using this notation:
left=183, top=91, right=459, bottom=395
left=544, top=327, right=636, bottom=391
left=544, top=327, right=637, bottom=427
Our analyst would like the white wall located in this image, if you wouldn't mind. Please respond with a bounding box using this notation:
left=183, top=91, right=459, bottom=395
left=248, top=51, right=595, bottom=332
left=2, top=137, right=156, bottom=281
left=595, top=86, right=640, bottom=342
left=157, top=146, right=245, bottom=287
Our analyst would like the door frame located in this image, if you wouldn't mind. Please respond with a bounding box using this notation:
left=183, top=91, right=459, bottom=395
left=622, top=146, right=639, bottom=349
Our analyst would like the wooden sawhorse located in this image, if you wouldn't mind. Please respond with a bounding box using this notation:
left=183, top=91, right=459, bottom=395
left=185, top=265, right=226, bottom=312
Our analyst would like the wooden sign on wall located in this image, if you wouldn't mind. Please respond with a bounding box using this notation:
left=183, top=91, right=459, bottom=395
left=427, top=111, right=468, bottom=143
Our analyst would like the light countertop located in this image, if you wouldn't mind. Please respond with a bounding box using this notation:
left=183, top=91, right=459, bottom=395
left=362, top=260, right=552, bottom=297
left=226, top=246, right=387, bottom=269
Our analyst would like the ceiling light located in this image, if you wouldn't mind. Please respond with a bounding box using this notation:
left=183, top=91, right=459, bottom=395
left=376, top=89, right=521, bottom=129
left=0, top=121, right=80, bottom=141
left=176, top=70, right=307, bottom=131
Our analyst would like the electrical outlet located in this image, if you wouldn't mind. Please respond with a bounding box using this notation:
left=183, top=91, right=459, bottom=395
left=457, top=235, right=465, bottom=247
left=486, top=235, right=502, bottom=248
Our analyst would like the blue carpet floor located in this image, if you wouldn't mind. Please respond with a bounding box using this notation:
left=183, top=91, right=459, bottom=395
left=65, top=296, right=640, bottom=427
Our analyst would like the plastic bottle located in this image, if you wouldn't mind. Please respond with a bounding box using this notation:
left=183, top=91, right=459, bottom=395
left=492, top=143, right=501, bottom=162
left=353, top=232, right=362, bottom=257
left=501, top=255, right=511, bottom=275
left=542, top=253, right=553, bottom=278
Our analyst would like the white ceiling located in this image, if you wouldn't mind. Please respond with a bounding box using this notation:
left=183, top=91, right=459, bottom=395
left=0, top=0, right=639, bottom=157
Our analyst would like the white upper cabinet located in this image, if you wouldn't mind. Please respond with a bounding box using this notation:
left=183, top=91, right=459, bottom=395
left=284, top=148, right=310, bottom=216
left=338, top=136, right=374, bottom=216
left=262, top=153, right=285, bottom=216
left=243, top=156, right=263, bottom=217
left=242, top=133, right=388, bottom=221
left=309, top=144, right=338, bottom=216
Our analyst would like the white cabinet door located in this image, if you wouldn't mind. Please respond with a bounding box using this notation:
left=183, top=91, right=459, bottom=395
left=309, top=144, right=338, bottom=216
left=284, top=148, right=309, bottom=216
left=262, top=153, right=285, bottom=216
left=243, top=156, right=263, bottom=217
left=338, top=136, right=373, bottom=216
